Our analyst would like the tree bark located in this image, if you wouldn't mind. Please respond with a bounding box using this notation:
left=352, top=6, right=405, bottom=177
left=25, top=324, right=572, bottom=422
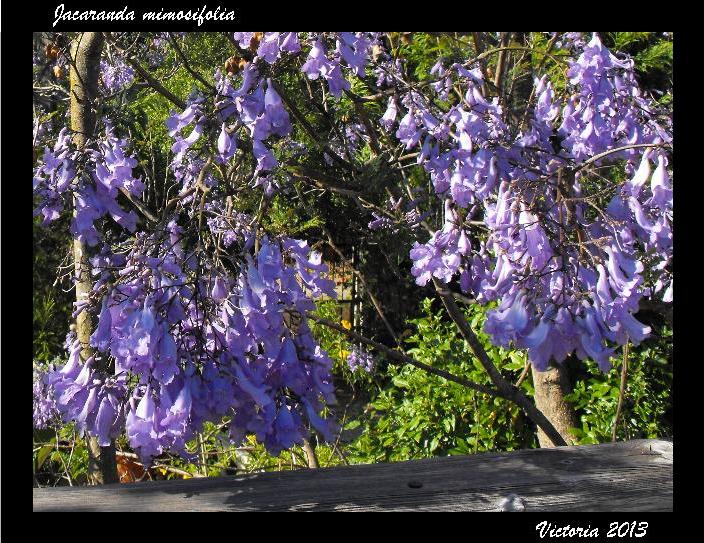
left=69, top=32, right=119, bottom=485
left=301, top=438, right=320, bottom=469
left=531, top=361, right=579, bottom=447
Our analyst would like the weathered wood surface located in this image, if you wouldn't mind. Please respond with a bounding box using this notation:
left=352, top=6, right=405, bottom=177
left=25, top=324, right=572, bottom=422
left=33, top=439, right=672, bottom=512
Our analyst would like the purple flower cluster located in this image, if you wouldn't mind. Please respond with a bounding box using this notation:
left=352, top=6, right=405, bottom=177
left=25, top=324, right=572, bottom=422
left=33, top=363, right=59, bottom=429
left=368, top=212, right=392, bottom=231
left=346, top=347, right=375, bottom=373
left=301, top=39, right=350, bottom=97
left=213, top=67, right=292, bottom=188
left=367, top=194, right=429, bottom=233
left=45, top=340, right=128, bottom=445
left=205, top=200, right=251, bottom=247
left=100, top=59, right=135, bottom=94
left=410, top=200, right=472, bottom=285
left=383, top=34, right=672, bottom=371
left=169, top=32, right=381, bottom=200
left=301, top=33, right=377, bottom=97
left=33, top=120, right=143, bottom=246
left=167, top=93, right=207, bottom=166
left=74, top=122, right=143, bottom=245
left=558, top=36, right=671, bottom=162
left=33, top=32, right=672, bottom=461
left=147, top=35, right=170, bottom=67
left=38, top=218, right=340, bottom=462
left=33, top=127, right=76, bottom=224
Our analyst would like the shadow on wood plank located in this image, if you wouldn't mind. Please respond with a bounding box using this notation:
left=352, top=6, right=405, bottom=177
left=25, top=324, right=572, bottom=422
left=33, top=439, right=672, bottom=512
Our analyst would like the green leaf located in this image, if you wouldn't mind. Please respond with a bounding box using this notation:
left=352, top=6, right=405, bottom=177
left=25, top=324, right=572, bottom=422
left=428, top=437, right=439, bottom=452
left=344, top=420, right=361, bottom=430
left=35, top=439, right=56, bottom=471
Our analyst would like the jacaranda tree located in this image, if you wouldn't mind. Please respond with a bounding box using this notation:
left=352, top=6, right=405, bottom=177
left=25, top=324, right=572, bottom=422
left=33, top=32, right=673, bottom=483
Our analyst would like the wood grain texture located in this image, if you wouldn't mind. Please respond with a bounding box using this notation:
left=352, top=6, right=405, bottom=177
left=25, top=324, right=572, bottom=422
left=33, top=439, right=672, bottom=512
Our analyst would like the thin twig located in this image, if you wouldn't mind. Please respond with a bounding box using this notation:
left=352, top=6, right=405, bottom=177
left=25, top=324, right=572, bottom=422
left=612, top=341, right=630, bottom=442
left=167, top=32, right=216, bottom=91
left=493, top=33, right=511, bottom=96
left=575, top=143, right=670, bottom=171
left=515, top=360, right=531, bottom=388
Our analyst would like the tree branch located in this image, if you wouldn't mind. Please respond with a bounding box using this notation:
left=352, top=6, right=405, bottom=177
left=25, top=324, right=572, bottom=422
left=104, top=33, right=186, bottom=110
left=167, top=33, right=216, bottom=92
left=270, top=80, right=358, bottom=172
left=307, top=313, right=501, bottom=399
left=431, top=278, right=568, bottom=447
left=612, top=341, right=629, bottom=442
left=575, top=143, right=670, bottom=170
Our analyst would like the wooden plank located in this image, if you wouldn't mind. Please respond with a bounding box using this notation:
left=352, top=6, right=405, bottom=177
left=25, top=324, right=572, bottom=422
left=33, top=439, right=672, bottom=512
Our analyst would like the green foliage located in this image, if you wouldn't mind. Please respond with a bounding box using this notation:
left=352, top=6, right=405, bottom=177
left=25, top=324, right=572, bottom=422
left=527, top=33, right=571, bottom=94
left=610, top=32, right=673, bottom=71
left=346, top=299, right=536, bottom=463
left=635, top=41, right=673, bottom=73
left=33, top=423, right=90, bottom=486
left=33, top=216, right=72, bottom=362
left=33, top=294, right=62, bottom=362
left=262, top=194, right=325, bottom=237
left=344, top=297, right=673, bottom=463
left=566, top=327, right=673, bottom=444
left=607, top=32, right=672, bottom=102
left=393, top=33, right=471, bottom=82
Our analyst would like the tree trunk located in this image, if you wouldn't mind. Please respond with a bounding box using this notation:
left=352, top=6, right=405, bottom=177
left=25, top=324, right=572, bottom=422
left=508, top=32, right=581, bottom=448
left=301, top=438, right=320, bottom=469
left=531, top=361, right=579, bottom=447
left=69, top=32, right=119, bottom=485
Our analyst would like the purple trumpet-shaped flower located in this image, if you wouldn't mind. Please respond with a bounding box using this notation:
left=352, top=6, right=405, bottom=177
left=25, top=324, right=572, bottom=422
left=264, top=80, right=291, bottom=136
left=301, top=40, right=329, bottom=80
left=252, top=139, right=277, bottom=174
left=267, top=404, right=302, bottom=454
left=211, top=275, right=229, bottom=303
left=396, top=109, right=423, bottom=149
left=126, top=387, right=162, bottom=463
left=649, top=154, right=672, bottom=209
left=217, top=123, right=236, bottom=162
left=625, top=151, right=652, bottom=197
left=279, top=32, right=301, bottom=53
left=336, top=32, right=370, bottom=76
left=90, top=296, right=113, bottom=352
left=380, top=97, right=398, bottom=131
left=485, top=292, right=530, bottom=347
left=257, top=32, right=281, bottom=64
